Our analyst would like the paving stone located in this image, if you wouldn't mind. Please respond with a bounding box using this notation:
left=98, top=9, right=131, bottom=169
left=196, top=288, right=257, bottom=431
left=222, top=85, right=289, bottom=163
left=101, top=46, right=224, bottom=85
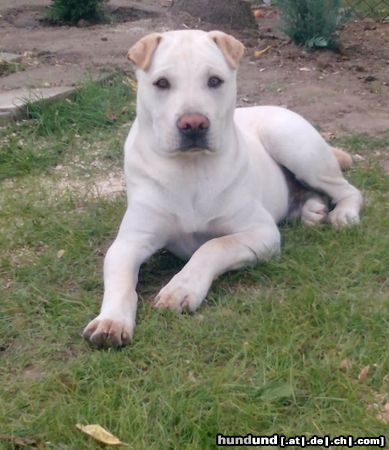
left=0, top=86, right=76, bottom=124
left=0, top=52, right=23, bottom=63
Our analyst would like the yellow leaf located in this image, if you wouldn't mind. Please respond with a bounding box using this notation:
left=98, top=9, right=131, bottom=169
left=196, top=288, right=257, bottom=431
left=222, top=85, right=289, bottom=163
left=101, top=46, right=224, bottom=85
left=129, top=78, right=138, bottom=91
left=339, top=358, right=351, bottom=370
left=76, top=424, right=125, bottom=446
left=106, top=106, right=117, bottom=122
left=358, top=365, right=370, bottom=381
left=254, top=46, right=272, bottom=58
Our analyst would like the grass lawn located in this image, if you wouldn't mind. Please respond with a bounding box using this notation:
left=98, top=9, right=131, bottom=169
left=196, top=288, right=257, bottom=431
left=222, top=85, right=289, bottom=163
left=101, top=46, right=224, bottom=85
left=0, top=76, right=388, bottom=449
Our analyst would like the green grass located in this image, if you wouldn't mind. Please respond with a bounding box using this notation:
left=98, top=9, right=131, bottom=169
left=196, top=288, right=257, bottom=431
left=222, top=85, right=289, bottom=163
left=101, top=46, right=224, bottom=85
left=0, top=60, right=25, bottom=77
left=0, top=74, right=135, bottom=181
left=0, top=79, right=388, bottom=449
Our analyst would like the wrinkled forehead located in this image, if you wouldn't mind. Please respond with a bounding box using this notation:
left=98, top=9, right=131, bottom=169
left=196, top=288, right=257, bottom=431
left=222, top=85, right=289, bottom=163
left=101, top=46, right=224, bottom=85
left=148, top=30, right=230, bottom=76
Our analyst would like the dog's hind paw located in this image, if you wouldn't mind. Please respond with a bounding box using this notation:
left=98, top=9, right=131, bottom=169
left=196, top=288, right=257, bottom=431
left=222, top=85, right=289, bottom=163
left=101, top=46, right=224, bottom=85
left=329, top=206, right=360, bottom=228
left=154, top=273, right=207, bottom=313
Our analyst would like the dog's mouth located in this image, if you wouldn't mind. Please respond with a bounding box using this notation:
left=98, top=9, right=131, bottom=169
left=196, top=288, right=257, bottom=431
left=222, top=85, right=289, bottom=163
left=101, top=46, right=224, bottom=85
left=177, top=135, right=211, bottom=153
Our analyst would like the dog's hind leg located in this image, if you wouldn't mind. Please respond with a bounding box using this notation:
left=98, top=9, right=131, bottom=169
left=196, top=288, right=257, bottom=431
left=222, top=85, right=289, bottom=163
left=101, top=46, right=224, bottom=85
left=246, top=107, right=363, bottom=228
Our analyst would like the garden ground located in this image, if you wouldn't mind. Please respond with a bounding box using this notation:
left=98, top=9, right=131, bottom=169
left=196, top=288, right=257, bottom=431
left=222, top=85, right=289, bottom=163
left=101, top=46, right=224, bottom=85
left=0, top=0, right=388, bottom=135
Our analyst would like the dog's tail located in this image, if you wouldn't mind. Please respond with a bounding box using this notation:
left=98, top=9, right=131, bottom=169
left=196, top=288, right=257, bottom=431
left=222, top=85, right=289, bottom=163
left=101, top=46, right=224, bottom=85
left=331, top=147, right=353, bottom=171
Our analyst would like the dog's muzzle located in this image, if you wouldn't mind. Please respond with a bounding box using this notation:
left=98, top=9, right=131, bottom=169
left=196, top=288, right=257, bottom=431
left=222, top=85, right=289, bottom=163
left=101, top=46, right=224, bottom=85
left=176, top=113, right=210, bottom=151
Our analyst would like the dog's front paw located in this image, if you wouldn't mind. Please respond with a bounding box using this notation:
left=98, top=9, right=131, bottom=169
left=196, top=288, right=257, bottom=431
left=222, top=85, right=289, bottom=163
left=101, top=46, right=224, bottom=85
left=154, top=274, right=208, bottom=313
left=83, top=315, right=134, bottom=348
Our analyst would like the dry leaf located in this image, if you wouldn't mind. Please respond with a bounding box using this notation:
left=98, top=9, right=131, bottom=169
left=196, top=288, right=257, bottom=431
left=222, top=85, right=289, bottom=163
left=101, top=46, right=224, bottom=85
left=299, top=67, right=311, bottom=72
left=254, top=46, right=272, bottom=58
left=0, top=434, right=40, bottom=447
left=339, top=358, right=351, bottom=370
left=57, top=249, right=65, bottom=258
left=106, top=106, right=117, bottom=122
left=377, top=403, right=389, bottom=423
left=76, top=424, right=125, bottom=446
left=128, top=78, right=138, bottom=91
left=358, top=365, right=370, bottom=381
left=188, top=370, right=197, bottom=382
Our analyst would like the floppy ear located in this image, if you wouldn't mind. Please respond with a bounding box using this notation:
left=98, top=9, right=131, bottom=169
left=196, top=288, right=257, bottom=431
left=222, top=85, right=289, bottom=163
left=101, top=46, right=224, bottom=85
left=127, top=33, right=162, bottom=71
left=208, top=31, right=245, bottom=69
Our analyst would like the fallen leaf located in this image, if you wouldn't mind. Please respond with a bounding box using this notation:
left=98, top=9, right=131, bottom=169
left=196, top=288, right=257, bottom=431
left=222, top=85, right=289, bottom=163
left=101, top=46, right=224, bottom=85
left=76, top=424, right=125, bottom=446
left=254, top=46, right=272, bottom=58
left=188, top=370, right=197, bottom=382
left=253, top=9, right=264, bottom=18
left=339, top=358, right=351, bottom=370
left=358, top=365, right=370, bottom=381
left=377, top=403, right=389, bottom=423
left=0, top=434, right=40, bottom=447
left=321, top=131, right=336, bottom=141
left=128, top=78, right=138, bottom=91
left=254, top=381, right=294, bottom=401
left=106, top=106, right=117, bottom=122
left=57, top=249, right=65, bottom=258
left=299, top=67, right=311, bottom=72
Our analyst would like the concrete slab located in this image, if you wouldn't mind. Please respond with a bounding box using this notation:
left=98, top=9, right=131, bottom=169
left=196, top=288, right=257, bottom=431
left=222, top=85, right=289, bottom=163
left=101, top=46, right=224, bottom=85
left=0, top=86, right=76, bottom=124
left=0, top=52, right=22, bottom=63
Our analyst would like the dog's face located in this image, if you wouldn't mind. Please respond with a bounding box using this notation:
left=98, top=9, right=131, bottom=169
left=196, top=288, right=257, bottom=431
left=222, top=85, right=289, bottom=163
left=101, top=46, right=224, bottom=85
left=128, top=30, right=244, bottom=156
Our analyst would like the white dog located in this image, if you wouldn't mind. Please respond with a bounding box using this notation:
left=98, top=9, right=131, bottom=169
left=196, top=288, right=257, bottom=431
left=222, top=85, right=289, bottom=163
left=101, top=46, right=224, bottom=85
left=83, top=30, right=362, bottom=347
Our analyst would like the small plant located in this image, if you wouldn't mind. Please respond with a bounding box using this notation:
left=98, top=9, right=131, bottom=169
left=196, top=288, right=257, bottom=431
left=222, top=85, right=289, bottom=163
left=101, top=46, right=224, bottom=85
left=277, top=0, right=350, bottom=50
left=0, top=59, right=24, bottom=77
left=47, top=0, right=107, bottom=25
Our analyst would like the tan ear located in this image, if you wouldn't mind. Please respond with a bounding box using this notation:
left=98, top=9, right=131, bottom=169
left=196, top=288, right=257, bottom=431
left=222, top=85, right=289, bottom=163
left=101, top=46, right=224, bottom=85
left=208, top=31, right=245, bottom=69
left=127, top=33, right=162, bottom=71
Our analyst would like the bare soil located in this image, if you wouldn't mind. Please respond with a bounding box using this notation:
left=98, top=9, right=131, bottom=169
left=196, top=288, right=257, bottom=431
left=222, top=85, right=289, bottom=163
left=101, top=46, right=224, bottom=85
left=0, top=0, right=388, bottom=135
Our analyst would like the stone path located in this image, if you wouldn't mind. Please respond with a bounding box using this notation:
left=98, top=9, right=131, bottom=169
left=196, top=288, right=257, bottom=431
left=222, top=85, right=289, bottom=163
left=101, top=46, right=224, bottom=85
left=0, top=0, right=166, bottom=124
left=0, top=51, right=78, bottom=123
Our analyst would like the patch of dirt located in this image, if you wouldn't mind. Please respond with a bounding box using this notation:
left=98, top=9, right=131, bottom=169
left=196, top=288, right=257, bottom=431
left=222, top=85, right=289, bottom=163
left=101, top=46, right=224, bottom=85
left=57, top=172, right=125, bottom=197
left=3, top=5, right=43, bottom=29
left=236, top=11, right=389, bottom=134
left=0, top=0, right=388, bottom=135
left=22, top=363, right=46, bottom=380
left=170, top=0, right=256, bottom=29
left=3, top=4, right=158, bottom=29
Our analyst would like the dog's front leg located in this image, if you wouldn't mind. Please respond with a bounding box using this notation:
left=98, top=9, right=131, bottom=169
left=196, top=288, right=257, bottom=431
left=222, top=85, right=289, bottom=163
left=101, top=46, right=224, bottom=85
left=83, top=210, right=162, bottom=347
left=154, top=224, right=280, bottom=313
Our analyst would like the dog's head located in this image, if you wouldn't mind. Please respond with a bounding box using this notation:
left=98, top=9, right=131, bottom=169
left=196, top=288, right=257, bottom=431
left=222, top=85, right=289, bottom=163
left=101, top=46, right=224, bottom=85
left=128, top=30, right=244, bottom=156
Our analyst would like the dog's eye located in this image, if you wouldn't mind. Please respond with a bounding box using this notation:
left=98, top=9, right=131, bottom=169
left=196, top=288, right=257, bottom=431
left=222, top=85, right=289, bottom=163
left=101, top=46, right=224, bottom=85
left=208, top=76, right=224, bottom=89
left=154, top=78, right=170, bottom=90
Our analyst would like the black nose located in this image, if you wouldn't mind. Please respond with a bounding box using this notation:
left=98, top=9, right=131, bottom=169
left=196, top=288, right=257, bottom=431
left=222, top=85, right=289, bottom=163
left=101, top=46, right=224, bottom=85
left=177, top=113, right=210, bottom=138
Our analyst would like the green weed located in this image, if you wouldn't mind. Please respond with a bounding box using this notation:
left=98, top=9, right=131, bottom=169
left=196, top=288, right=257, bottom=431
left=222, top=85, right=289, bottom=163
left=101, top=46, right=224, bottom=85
left=46, top=0, right=106, bottom=25
left=277, top=0, right=349, bottom=49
